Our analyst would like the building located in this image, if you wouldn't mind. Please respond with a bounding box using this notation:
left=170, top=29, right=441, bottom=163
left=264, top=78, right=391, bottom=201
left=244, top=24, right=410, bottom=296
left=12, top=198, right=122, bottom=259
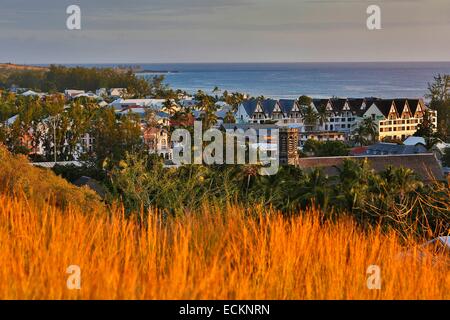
left=235, top=99, right=303, bottom=126
left=404, top=136, right=450, bottom=163
left=295, top=154, right=444, bottom=182
left=299, top=131, right=346, bottom=148
left=221, top=123, right=299, bottom=165
left=143, top=127, right=172, bottom=160
left=363, top=142, right=428, bottom=156
left=109, top=88, right=127, bottom=98
left=64, top=89, right=85, bottom=99
left=110, top=98, right=179, bottom=113
left=362, top=99, right=437, bottom=141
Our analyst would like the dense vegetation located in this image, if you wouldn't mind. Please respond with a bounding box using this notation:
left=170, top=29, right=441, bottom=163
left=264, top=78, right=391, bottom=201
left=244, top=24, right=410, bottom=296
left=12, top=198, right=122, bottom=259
left=0, top=145, right=101, bottom=211
left=427, top=74, right=450, bottom=141
left=1, top=191, right=448, bottom=299
left=0, top=65, right=173, bottom=98
left=51, top=151, right=449, bottom=239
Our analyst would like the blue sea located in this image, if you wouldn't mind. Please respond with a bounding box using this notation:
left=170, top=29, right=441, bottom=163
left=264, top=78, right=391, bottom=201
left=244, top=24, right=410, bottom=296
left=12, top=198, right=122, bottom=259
left=70, top=62, right=450, bottom=99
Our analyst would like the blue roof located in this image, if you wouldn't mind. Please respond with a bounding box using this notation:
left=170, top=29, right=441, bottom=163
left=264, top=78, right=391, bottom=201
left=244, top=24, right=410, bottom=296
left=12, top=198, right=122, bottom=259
left=241, top=99, right=259, bottom=116
left=278, top=99, right=297, bottom=114
left=260, top=99, right=278, bottom=115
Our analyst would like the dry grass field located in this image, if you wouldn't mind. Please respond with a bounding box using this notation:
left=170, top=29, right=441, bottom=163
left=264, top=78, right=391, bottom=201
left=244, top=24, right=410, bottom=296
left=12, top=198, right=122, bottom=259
left=0, top=192, right=448, bottom=300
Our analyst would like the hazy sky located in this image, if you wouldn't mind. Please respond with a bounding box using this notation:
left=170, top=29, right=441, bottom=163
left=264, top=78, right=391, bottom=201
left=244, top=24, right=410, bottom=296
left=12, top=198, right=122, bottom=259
left=1, top=0, right=449, bottom=63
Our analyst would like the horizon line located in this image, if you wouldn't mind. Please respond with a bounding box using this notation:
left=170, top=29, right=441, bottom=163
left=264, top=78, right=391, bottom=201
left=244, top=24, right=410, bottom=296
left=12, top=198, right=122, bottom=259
left=4, top=60, right=450, bottom=66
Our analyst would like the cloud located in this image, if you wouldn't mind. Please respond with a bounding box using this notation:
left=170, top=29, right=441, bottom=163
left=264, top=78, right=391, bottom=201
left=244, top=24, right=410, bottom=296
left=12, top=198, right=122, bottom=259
left=0, top=0, right=449, bottom=62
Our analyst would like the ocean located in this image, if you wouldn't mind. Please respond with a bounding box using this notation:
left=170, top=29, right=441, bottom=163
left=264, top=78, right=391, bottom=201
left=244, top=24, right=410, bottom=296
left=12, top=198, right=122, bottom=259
left=71, top=62, right=450, bottom=99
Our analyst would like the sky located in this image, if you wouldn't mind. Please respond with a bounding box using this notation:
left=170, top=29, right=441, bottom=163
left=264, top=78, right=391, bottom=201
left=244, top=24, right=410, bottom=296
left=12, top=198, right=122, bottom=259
left=0, top=0, right=449, bottom=63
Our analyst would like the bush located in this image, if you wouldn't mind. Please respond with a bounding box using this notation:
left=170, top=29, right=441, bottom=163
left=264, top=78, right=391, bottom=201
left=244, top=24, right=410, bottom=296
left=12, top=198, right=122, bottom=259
left=0, top=144, right=103, bottom=211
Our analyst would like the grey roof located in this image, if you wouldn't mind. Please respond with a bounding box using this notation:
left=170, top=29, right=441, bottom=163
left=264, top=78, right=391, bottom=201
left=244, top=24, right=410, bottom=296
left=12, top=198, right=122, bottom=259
left=215, top=105, right=233, bottom=119
left=373, top=99, right=396, bottom=117
left=278, top=99, right=297, bottom=114
left=347, top=98, right=365, bottom=116
left=241, top=99, right=259, bottom=116
left=221, top=123, right=280, bottom=135
left=156, top=111, right=170, bottom=118
left=365, top=143, right=428, bottom=155
left=312, top=99, right=330, bottom=112
left=329, top=98, right=348, bottom=112
left=407, top=99, right=425, bottom=114
left=295, top=154, right=444, bottom=182
left=260, top=99, right=278, bottom=115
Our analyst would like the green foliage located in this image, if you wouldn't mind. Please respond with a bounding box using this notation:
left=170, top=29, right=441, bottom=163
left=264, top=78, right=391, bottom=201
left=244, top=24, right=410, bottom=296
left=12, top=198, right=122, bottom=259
left=105, top=153, right=449, bottom=237
left=303, top=139, right=349, bottom=157
left=414, top=109, right=436, bottom=138
left=426, top=74, right=450, bottom=141
left=442, top=148, right=450, bottom=167
left=0, top=145, right=102, bottom=211
left=92, top=108, right=144, bottom=168
left=352, top=117, right=378, bottom=146
left=3, top=65, right=170, bottom=98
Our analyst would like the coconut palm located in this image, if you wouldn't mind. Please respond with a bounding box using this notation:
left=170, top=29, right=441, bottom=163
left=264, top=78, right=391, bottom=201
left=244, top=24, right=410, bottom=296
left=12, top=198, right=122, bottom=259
left=302, top=105, right=319, bottom=132
left=361, top=117, right=378, bottom=143
left=351, top=124, right=369, bottom=146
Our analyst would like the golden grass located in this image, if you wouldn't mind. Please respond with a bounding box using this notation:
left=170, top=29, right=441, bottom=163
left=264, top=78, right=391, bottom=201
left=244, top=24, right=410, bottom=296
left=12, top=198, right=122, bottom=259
left=0, top=193, right=448, bottom=300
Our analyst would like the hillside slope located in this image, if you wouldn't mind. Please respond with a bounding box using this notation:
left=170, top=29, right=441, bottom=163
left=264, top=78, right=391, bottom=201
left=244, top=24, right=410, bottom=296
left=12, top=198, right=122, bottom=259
left=0, top=145, right=102, bottom=211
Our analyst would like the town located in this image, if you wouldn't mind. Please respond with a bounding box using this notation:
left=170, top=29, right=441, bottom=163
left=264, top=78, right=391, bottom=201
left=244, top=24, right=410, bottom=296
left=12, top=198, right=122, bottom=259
left=0, top=85, right=448, bottom=180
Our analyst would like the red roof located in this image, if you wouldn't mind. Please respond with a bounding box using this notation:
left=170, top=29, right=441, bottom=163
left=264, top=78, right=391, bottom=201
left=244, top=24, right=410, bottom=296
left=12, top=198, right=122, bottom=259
left=349, top=146, right=368, bottom=156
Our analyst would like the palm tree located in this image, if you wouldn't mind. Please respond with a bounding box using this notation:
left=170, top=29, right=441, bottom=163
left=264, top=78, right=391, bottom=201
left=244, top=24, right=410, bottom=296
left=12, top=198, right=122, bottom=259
left=351, top=124, right=369, bottom=146
left=316, top=106, right=329, bottom=130
left=212, top=86, right=221, bottom=101
left=361, top=117, right=378, bottom=143
left=163, top=99, right=177, bottom=116
left=302, top=105, right=319, bottom=132
left=380, top=166, right=423, bottom=199
left=223, top=111, right=236, bottom=124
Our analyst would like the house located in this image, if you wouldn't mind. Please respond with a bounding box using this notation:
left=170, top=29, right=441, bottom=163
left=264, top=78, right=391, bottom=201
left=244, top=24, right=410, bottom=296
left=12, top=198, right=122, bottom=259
left=278, top=99, right=302, bottom=126
left=64, top=90, right=85, bottom=99
left=110, top=98, right=153, bottom=110
left=72, top=92, right=100, bottom=100
left=404, top=136, right=450, bottom=162
left=361, top=98, right=437, bottom=142
left=98, top=101, right=109, bottom=108
left=314, top=98, right=378, bottom=135
left=295, top=154, right=445, bottom=182
left=215, top=104, right=233, bottom=125
left=96, top=88, right=108, bottom=97
left=236, top=99, right=303, bottom=127
left=179, top=99, right=197, bottom=109
left=21, top=90, right=45, bottom=98
left=110, top=98, right=179, bottom=113
left=143, top=127, right=172, bottom=160
left=235, top=99, right=276, bottom=124
left=363, top=142, right=428, bottom=155
left=109, top=88, right=127, bottom=98
left=299, top=131, right=346, bottom=148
